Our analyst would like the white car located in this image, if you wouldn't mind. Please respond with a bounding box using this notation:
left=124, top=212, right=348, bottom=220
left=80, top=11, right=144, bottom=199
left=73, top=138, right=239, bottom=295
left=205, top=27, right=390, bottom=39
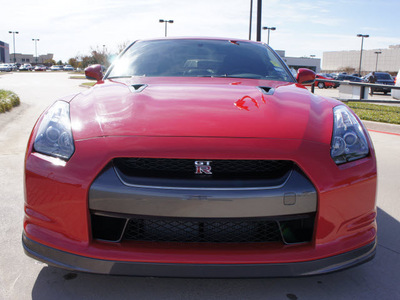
left=0, top=63, right=12, bottom=72
left=63, top=65, right=74, bottom=71
left=392, top=69, right=400, bottom=99
left=50, top=65, right=63, bottom=71
left=19, top=64, right=33, bottom=71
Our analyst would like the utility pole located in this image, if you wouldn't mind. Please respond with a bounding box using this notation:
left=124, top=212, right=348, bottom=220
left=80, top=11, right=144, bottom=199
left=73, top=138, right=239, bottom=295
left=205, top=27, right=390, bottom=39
left=256, top=0, right=262, bottom=41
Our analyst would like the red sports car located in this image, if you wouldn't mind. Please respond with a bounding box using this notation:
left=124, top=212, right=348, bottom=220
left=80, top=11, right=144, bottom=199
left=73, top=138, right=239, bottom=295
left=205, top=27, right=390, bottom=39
left=315, top=74, right=336, bottom=89
left=23, top=38, right=377, bottom=277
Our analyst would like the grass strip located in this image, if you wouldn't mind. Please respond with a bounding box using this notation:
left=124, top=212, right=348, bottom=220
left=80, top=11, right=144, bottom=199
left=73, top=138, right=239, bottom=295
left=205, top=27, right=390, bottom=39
left=347, top=101, right=400, bottom=125
left=81, top=82, right=96, bottom=87
left=0, top=90, right=20, bottom=113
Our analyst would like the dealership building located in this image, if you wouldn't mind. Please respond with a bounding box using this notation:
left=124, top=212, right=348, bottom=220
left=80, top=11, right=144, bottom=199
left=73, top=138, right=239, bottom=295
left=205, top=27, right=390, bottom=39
left=9, top=53, right=54, bottom=64
left=322, top=44, right=400, bottom=75
left=0, top=41, right=10, bottom=63
left=276, top=50, right=321, bottom=73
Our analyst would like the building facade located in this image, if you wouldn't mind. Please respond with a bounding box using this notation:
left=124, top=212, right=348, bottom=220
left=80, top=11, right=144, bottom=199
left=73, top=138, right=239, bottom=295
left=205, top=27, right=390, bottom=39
left=323, top=45, right=400, bottom=75
left=0, top=41, right=10, bottom=63
left=9, top=53, right=54, bottom=64
left=276, top=50, right=321, bottom=73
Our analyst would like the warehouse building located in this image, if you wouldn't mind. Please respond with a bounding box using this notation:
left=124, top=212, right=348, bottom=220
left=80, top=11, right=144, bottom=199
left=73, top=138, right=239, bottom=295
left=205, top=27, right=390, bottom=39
left=323, top=45, right=400, bottom=75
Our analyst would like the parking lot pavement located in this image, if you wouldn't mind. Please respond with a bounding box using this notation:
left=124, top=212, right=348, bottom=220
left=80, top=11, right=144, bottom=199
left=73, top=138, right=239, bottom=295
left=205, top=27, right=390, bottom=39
left=308, top=86, right=400, bottom=104
left=0, top=73, right=399, bottom=299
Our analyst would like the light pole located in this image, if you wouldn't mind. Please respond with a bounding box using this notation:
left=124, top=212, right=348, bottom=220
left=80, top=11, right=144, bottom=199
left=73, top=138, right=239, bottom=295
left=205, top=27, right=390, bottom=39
left=8, top=31, right=19, bottom=63
left=248, top=0, right=253, bottom=40
left=159, top=19, right=174, bottom=37
left=262, top=26, right=276, bottom=45
left=374, top=51, right=382, bottom=72
left=32, top=39, right=39, bottom=63
left=357, top=34, right=369, bottom=76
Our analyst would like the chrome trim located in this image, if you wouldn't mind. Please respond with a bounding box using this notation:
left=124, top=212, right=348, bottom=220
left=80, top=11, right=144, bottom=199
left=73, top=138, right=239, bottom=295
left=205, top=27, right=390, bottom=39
left=114, top=166, right=293, bottom=191
left=89, top=167, right=317, bottom=218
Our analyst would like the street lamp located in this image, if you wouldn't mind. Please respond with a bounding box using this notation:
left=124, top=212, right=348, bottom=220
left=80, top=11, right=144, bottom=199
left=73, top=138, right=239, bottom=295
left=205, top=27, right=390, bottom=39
left=374, top=51, right=382, bottom=72
left=159, top=19, right=174, bottom=37
left=32, top=39, right=39, bottom=63
left=262, top=26, right=276, bottom=45
left=357, top=34, right=369, bottom=76
left=8, top=31, right=19, bottom=63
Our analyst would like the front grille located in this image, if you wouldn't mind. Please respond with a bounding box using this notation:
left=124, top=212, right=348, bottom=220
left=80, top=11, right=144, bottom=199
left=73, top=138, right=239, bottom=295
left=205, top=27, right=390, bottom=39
left=114, top=158, right=293, bottom=180
left=123, top=217, right=282, bottom=243
left=91, top=213, right=315, bottom=244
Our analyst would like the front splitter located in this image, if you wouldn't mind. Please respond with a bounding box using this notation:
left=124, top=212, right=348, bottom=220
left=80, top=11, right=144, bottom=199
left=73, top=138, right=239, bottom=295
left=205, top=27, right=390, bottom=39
left=22, top=234, right=376, bottom=278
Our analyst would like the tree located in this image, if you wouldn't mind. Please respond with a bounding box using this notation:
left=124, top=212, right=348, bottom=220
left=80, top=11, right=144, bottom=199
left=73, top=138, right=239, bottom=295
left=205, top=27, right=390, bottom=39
left=44, top=59, right=56, bottom=66
left=68, top=58, right=79, bottom=69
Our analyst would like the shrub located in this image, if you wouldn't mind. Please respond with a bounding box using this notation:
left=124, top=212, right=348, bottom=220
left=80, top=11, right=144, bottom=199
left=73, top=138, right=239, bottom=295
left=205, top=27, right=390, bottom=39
left=0, top=90, right=20, bottom=113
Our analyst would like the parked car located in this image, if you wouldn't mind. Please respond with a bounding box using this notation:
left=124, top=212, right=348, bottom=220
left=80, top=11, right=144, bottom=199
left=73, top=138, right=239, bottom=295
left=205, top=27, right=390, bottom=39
left=23, top=37, right=377, bottom=278
left=10, top=63, right=19, bottom=71
left=19, top=64, right=33, bottom=71
left=392, top=70, right=400, bottom=99
left=0, top=63, right=12, bottom=72
left=315, top=74, right=336, bottom=88
left=334, top=74, right=362, bottom=87
left=50, top=65, right=63, bottom=71
left=34, top=65, right=47, bottom=71
left=63, top=65, right=75, bottom=71
left=364, top=72, right=395, bottom=94
left=336, top=74, right=362, bottom=82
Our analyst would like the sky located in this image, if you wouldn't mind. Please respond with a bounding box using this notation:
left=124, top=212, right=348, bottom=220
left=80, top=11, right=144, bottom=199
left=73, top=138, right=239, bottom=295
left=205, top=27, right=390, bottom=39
left=1, top=0, right=399, bottom=63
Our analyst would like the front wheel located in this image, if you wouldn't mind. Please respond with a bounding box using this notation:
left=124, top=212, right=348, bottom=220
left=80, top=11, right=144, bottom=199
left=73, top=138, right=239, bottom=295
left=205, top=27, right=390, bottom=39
left=318, top=82, right=325, bottom=89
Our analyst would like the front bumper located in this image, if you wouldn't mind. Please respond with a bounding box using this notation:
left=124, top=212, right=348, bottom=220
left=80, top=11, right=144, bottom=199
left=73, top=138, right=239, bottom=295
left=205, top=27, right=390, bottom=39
left=24, top=135, right=377, bottom=277
left=23, top=233, right=376, bottom=277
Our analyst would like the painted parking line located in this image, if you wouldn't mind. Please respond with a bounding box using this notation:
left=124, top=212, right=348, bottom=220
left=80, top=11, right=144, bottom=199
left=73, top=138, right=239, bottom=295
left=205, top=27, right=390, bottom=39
left=368, top=129, right=400, bottom=137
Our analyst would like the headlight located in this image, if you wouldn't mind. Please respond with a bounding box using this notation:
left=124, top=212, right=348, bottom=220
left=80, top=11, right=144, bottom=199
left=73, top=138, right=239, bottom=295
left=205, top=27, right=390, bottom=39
left=34, top=101, right=75, bottom=160
left=331, top=105, right=369, bottom=164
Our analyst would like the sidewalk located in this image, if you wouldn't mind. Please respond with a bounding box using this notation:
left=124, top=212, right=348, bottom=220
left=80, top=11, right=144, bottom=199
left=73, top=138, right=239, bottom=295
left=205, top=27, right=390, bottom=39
left=363, top=120, right=400, bottom=135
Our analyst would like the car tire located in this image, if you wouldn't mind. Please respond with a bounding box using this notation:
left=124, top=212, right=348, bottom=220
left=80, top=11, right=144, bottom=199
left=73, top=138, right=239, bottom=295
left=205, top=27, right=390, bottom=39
left=317, top=82, right=325, bottom=89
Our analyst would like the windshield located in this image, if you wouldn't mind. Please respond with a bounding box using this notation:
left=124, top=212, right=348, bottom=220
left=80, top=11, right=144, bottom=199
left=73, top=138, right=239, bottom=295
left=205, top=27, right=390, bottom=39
left=107, top=39, right=294, bottom=82
left=376, top=73, right=392, bottom=80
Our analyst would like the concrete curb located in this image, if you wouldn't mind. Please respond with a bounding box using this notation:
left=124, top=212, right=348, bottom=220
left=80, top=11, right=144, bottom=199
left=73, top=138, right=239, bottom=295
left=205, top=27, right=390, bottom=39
left=363, top=120, right=400, bottom=135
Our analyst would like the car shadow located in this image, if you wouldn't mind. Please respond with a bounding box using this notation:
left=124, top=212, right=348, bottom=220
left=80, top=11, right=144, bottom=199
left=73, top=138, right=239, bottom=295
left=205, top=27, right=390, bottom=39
left=31, top=207, right=399, bottom=300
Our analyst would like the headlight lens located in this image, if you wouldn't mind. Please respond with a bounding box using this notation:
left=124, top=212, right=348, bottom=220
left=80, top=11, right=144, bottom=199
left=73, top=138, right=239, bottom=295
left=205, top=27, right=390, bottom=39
left=34, top=101, right=75, bottom=160
left=331, top=105, right=369, bottom=164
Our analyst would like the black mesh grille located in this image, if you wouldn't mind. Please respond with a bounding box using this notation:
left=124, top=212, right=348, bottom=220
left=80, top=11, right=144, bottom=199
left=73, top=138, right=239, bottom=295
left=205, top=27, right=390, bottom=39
left=114, top=158, right=293, bottom=180
left=123, top=217, right=282, bottom=243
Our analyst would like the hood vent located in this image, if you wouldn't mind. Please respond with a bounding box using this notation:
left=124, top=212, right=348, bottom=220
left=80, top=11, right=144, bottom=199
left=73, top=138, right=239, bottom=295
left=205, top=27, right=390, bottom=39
left=129, top=84, right=148, bottom=93
left=257, top=86, right=274, bottom=95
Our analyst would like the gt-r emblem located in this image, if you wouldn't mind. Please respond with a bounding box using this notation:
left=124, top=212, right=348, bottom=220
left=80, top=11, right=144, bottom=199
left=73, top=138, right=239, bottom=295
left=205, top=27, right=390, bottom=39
left=195, top=161, right=212, bottom=175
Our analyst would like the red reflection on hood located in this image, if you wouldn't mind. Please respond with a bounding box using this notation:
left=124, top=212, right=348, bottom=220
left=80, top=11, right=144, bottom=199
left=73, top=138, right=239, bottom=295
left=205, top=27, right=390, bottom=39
left=235, top=94, right=266, bottom=111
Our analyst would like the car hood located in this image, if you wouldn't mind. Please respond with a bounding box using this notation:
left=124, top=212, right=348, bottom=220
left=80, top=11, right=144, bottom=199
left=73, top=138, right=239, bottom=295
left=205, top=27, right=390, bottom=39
left=70, top=77, right=337, bottom=144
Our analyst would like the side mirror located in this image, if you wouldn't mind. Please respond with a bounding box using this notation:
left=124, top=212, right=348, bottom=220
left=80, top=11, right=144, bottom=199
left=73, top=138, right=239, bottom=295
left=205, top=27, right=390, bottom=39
left=296, top=68, right=316, bottom=85
left=85, top=64, right=103, bottom=82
